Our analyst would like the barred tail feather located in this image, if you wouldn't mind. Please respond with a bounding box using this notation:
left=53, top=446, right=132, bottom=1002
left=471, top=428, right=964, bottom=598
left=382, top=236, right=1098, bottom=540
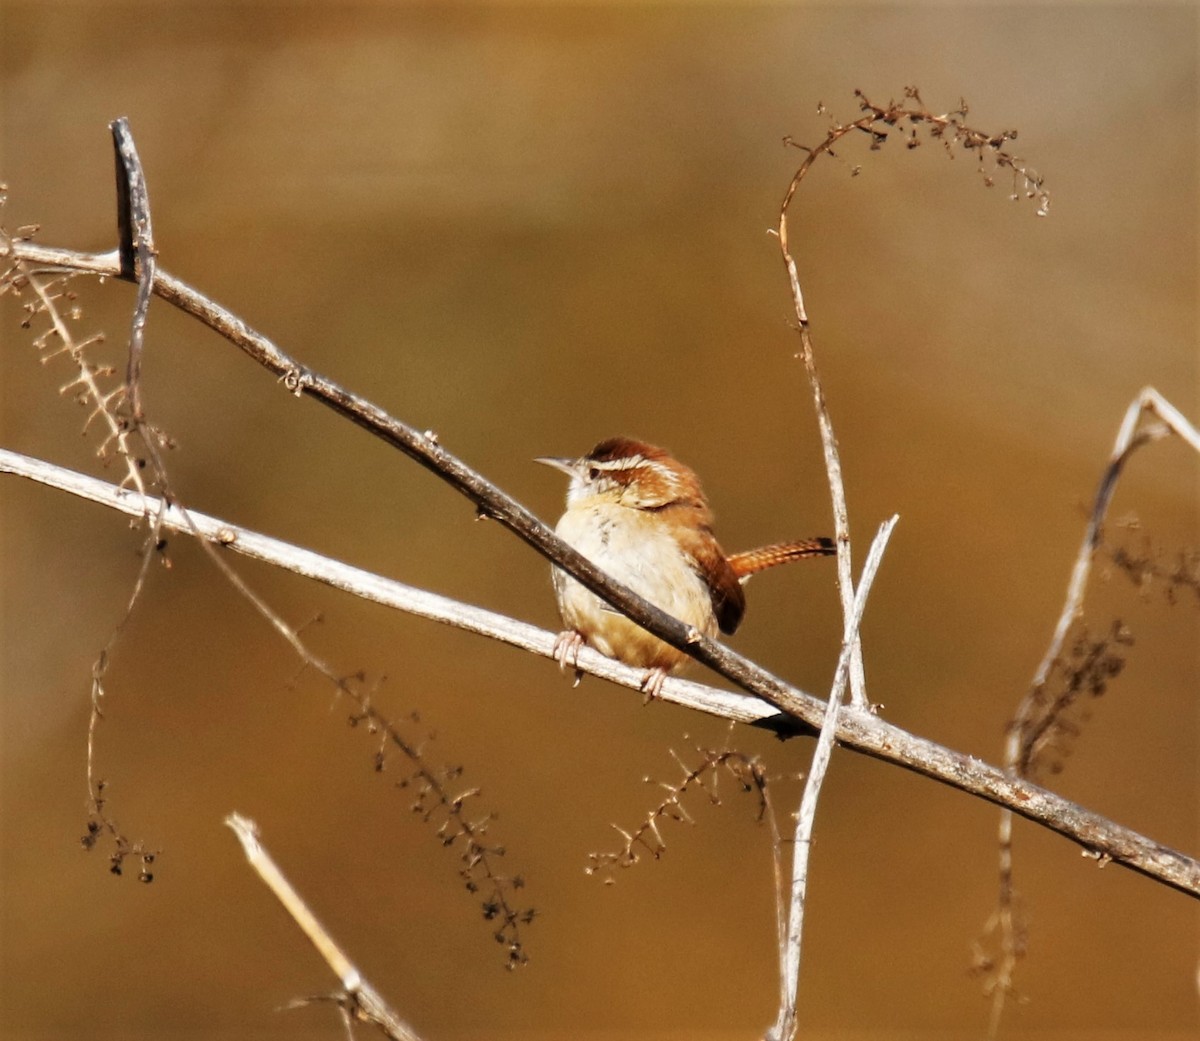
left=727, top=537, right=835, bottom=580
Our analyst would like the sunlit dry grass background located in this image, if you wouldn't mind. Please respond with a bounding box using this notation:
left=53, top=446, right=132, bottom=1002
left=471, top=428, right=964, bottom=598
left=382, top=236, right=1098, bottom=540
left=1, top=3, right=1197, bottom=1040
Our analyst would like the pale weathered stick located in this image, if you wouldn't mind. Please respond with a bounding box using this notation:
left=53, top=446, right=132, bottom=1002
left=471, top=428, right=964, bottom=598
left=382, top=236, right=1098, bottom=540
left=225, top=812, right=424, bottom=1041
left=5, top=448, right=1198, bottom=898
left=768, top=515, right=898, bottom=1041
left=779, top=326, right=865, bottom=708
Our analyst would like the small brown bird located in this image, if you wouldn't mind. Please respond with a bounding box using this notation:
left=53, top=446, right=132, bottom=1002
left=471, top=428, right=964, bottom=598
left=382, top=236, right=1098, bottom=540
left=537, top=436, right=834, bottom=697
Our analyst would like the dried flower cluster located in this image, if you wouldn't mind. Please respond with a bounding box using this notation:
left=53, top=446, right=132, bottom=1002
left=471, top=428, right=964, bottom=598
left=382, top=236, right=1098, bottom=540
left=351, top=694, right=535, bottom=968
left=787, top=87, right=1050, bottom=218
left=1101, top=522, right=1200, bottom=605
left=1011, top=621, right=1133, bottom=780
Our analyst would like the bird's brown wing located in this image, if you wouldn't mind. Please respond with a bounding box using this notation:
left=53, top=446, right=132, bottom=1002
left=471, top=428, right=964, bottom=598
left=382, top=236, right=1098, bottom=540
left=688, top=537, right=746, bottom=636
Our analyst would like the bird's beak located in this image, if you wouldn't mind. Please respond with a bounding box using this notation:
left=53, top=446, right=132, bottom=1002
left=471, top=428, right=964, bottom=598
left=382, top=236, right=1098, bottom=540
left=534, top=456, right=579, bottom=478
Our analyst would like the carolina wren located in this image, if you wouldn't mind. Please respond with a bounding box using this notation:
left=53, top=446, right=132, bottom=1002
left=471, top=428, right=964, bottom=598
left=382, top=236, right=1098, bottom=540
left=537, top=436, right=834, bottom=697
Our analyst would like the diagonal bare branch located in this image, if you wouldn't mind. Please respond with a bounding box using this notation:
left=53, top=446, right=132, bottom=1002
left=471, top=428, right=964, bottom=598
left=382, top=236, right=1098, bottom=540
left=226, top=813, right=425, bottom=1041
left=4, top=448, right=1197, bottom=900
left=2, top=236, right=829, bottom=733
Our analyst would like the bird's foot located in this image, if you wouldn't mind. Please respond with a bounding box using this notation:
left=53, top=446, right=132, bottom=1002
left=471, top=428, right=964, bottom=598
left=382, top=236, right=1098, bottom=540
left=640, top=667, right=668, bottom=703
left=552, top=630, right=586, bottom=688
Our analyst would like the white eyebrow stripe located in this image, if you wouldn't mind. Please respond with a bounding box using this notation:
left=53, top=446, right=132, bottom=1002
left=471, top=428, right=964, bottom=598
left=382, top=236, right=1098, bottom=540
left=592, top=454, right=645, bottom=472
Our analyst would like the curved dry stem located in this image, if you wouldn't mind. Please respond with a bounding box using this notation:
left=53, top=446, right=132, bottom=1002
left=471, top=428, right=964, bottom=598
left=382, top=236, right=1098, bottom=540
left=984, top=387, right=1200, bottom=1032
left=775, top=89, right=1051, bottom=719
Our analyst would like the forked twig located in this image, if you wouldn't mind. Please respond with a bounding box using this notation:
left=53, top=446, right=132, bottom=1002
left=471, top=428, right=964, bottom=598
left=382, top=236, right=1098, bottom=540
left=1023, top=388, right=1197, bottom=704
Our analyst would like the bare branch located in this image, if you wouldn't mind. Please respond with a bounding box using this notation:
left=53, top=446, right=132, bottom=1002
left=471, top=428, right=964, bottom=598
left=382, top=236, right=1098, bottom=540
left=783, top=325, right=865, bottom=706
left=5, top=448, right=1198, bottom=900
left=226, top=812, right=425, bottom=1041
left=2, top=237, right=829, bottom=733
left=0, top=447, right=796, bottom=731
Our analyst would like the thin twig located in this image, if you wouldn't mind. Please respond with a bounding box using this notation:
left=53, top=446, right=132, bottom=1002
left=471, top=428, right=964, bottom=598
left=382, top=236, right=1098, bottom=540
left=778, top=288, right=866, bottom=710
left=777, top=126, right=865, bottom=703
left=91, top=116, right=179, bottom=848
left=11, top=262, right=166, bottom=871
left=789, top=329, right=865, bottom=705
left=5, top=448, right=1198, bottom=899
left=585, top=742, right=771, bottom=879
left=18, top=266, right=146, bottom=496
left=768, top=515, right=898, bottom=1041
left=225, top=813, right=425, bottom=1041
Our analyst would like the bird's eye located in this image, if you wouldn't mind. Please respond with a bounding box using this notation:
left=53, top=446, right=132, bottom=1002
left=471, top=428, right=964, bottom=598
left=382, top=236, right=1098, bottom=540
left=588, top=466, right=601, bottom=481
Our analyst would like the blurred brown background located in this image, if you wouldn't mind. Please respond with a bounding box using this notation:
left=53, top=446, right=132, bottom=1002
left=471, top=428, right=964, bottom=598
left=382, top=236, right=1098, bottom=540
left=1, top=3, right=1197, bottom=1040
